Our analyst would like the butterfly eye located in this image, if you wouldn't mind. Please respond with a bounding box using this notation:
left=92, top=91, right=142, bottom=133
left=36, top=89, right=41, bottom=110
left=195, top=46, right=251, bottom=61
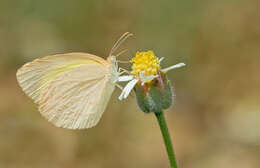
left=110, top=56, right=116, bottom=62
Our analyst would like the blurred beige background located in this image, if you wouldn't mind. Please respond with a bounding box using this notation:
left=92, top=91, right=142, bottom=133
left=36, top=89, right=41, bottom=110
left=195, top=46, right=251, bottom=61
left=1, top=0, right=260, bottom=168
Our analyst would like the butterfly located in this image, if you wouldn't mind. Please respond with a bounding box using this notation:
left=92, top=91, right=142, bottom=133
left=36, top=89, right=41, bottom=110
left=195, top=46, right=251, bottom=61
left=16, top=32, right=132, bottom=129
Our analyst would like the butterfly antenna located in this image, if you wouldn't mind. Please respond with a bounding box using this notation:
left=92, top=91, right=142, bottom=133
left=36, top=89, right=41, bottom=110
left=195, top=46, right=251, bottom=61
left=117, top=60, right=130, bottom=63
left=109, top=32, right=133, bottom=57
left=115, top=49, right=128, bottom=58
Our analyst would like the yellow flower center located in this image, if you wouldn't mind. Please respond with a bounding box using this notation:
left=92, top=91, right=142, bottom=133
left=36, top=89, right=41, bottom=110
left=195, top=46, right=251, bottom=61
left=131, top=51, right=160, bottom=76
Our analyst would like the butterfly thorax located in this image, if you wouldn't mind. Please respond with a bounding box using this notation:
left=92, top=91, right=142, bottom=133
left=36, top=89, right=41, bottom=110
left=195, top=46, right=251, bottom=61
left=107, top=56, right=119, bottom=84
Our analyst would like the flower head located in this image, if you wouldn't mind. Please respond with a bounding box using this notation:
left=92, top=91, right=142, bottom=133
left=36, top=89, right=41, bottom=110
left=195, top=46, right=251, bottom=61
left=118, top=51, right=185, bottom=110
left=131, top=51, right=160, bottom=76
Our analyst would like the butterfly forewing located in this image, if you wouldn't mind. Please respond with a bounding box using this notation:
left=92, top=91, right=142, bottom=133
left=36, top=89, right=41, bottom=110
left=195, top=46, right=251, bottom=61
left=17, top=52, right=114, bottom=129
left=16, top=52, right=108, bottom=103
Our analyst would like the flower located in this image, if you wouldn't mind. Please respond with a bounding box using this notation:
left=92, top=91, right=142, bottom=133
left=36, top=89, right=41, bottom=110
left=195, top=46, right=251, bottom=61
left=118, top=50, right=185, bottom=101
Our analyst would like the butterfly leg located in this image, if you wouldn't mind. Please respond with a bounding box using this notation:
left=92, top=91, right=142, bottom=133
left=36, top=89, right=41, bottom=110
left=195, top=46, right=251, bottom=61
left=116, top=84, right=123, bottom=90
left=119, top=67, right=130, bottom=75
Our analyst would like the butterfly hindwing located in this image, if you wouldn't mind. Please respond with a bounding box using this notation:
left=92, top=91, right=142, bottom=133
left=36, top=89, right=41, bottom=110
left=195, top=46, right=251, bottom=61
left=39, top=64, right=115, bottom=129
left=17, top=52, right=115, bottom=129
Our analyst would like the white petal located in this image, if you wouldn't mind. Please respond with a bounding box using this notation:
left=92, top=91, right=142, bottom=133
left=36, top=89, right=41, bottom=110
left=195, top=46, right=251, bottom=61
left=116, top=84, right=123, bottom=90
left=161, top=63, right=185, bottom=73
left=140, top=75, right=158, bottom=85
left=118, top=79, right=139, bottom=100
left=119, top=92, right=124, bottom=100
left=139, top=72, right=158, bottom=85
left=118, top=75, right=133, bottom=82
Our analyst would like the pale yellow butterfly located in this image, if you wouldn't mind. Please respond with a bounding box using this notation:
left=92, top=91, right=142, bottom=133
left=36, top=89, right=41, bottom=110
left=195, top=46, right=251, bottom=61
left=16, top=32, right=132, bottom=129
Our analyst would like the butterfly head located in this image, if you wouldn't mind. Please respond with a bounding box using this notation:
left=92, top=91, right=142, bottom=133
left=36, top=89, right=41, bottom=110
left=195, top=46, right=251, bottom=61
left=108, top=55, right=117, bottom=63
left=107, top=32, right=133, bottom=83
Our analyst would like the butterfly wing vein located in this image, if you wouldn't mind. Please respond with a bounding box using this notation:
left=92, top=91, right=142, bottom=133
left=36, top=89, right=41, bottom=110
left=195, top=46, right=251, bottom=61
left=17, top=53, right=115, bottom=129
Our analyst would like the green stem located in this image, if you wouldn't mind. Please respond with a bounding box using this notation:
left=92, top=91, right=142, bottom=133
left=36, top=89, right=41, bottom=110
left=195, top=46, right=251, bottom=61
left=155, top=111, right=178, bottom=168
